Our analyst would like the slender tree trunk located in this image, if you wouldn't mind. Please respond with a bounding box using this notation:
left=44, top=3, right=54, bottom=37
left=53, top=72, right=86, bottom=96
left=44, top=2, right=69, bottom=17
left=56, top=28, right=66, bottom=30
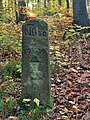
left=14, top=0, right=19, bottom=24
left=73, top=0, right=89, bottom=26
left=18, top=0, right=26, bottom=22
left=44, top=0, right=46, bottom=8
left=66, top=0, right=70, bottom=10
left=0, top=0, right=3, bottom=19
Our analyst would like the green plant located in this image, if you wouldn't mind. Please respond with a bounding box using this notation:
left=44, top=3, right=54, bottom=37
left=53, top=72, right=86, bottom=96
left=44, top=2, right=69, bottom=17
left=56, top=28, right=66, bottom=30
left=62, top=25, right=90, bottom=41
left=0, top=97, right=17, bottom=119
left=3, top=59, right=22, bottom=78
left=17, top=98, right=53, bottom=120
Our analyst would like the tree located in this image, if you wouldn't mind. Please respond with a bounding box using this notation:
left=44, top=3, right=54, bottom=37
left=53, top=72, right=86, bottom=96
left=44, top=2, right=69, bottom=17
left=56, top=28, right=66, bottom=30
left=66, top=0, right=70, bottom=11
left=15, top=0, right=19, bottom=24
left=44, top=0, right=46, bottom=8
left=15, top=0, right=37, bottom=24
left=73, top=0, right=89, bottom=26
left=15, top=0, right=27, bottom=23
left=0, top=0, right=3, bottom=19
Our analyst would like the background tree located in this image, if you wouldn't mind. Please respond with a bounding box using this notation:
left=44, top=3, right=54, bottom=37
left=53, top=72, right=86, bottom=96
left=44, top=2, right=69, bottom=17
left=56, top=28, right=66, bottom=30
left=0, top=0, right=3, bottom=19
left=17, top=0, right=26, bottom=22
left=73, top=0, right=89, bottom=26
left=66, top=0, right=70, bottom=11
left=44, top=0, right=47, bottom=8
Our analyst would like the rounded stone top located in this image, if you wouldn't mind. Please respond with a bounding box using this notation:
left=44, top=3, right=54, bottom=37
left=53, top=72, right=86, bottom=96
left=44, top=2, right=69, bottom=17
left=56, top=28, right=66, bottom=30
left=23, top=18, right=48, bottom=27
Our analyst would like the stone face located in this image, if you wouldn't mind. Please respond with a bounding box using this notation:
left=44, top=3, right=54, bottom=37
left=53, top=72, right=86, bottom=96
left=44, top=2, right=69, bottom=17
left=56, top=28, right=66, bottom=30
left=22, top=19, right=50, bottom=102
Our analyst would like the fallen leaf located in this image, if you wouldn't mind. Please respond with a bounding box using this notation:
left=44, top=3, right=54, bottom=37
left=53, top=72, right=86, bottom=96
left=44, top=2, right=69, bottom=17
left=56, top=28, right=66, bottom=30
left=28, top=111, right=32, bottom=116
left=8, top=116, right=18, bottom=120
left=3, top=103, right=8, bottom=107
left=71, top=68, right=78, bottom=73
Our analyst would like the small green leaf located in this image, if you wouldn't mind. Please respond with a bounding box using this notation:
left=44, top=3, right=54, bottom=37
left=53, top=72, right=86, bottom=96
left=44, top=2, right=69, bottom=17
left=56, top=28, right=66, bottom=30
left=25, top=104, right=30, bottom=107
left=0, top=98, right=4, bottom=109
left=22, top=98, right=31, bottom=103
left=34, top=98, right=40, bottom=106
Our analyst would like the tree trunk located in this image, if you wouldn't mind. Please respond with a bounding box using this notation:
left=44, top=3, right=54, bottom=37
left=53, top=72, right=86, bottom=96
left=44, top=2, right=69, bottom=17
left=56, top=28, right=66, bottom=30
left=44, top=0, right=46, bottom=8
left=66, top=0, right=70, bottom=9
left=14, top=0, right=19, bottom=24
left=0, top=0, right=3, bottom=19
left=18, top=0, right=26, bottom=22
left=73, top=0, right=89, bottom=26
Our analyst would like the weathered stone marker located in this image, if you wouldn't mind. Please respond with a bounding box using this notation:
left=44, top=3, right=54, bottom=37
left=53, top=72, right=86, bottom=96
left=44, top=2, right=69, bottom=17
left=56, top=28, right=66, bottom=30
left=22, top=19, right=50, bottom=102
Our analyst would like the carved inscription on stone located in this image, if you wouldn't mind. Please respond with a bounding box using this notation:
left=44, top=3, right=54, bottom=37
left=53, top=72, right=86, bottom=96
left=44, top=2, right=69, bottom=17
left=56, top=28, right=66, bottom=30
left=23, top=24, right=47, bottom=37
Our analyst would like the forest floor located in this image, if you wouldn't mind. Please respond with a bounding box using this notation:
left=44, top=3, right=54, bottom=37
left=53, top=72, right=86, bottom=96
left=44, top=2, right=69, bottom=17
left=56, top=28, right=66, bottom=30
left=45, top=16, right=90, bottom=120
left=0, top=15, right=90, bottom=120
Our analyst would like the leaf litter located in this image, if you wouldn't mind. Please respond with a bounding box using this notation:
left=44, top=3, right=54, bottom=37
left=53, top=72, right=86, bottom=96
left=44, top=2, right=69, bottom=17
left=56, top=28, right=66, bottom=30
left=0, top=16, right=90, bottom=120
